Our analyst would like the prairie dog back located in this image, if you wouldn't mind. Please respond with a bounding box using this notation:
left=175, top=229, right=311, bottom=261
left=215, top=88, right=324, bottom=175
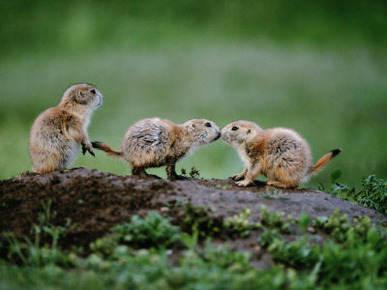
left=265, top=127, right=313, bottom=183
left=123, top=118, right=174, bottom=168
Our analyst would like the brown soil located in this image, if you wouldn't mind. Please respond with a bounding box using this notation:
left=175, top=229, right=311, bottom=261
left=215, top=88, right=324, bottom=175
left=1, top=168, right=386, bottom=268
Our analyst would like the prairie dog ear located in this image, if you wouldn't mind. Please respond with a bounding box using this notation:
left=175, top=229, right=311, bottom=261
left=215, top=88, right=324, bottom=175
left=187, top=122, right=196, bottom=132
left=75, top=90, right=88, bottom=105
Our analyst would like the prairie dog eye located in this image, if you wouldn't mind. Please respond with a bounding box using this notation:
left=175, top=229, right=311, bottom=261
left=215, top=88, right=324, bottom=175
left=231, top=126, right=239, bottom=131
left=204, top=122, right=212, bottom=128
left=90, top=89, right=96, bottom=94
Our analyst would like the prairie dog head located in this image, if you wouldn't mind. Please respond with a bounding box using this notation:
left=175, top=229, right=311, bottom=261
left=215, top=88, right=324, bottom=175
left=221, top=120, right=263, bottom=147
left=60, top=83, right=103, bottom=111
left=183, top=119, right=221, bottom=145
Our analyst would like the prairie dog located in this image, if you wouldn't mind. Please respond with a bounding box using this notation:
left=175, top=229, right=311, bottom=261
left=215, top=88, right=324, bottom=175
left=29, top=84, right=103, bottom=174
left=92, top=118, right=221, bottom=179
left=221, top=120, right=341, bottom=188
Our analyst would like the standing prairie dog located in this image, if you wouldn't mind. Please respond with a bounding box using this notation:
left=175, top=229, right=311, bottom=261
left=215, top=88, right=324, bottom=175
left=29, top=84, right=103, bottom=174
left=92, top=118, right=221, bottom=179
left=221, top=120, right=341, bottom=188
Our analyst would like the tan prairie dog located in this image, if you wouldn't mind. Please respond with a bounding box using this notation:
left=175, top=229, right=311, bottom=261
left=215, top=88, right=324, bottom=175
left=29, top=84, right=103, bottom=174
left=221, top=120, right=341, bottom=188
left=92, top=118, right=221, bottom=179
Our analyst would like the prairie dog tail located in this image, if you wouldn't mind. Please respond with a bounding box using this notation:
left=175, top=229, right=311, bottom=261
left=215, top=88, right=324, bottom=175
left=91, top=141, right=122, bottom=157
left=310, top=149, right=341, bottom=175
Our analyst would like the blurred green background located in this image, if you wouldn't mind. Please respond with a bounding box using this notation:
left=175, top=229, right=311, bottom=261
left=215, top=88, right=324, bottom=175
left=1, top=0, right=386, bottom=188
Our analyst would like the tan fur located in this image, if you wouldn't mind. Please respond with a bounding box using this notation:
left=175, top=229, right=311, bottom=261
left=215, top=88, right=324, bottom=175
left=93, top=118, right=221, bottom=179
left=221, top=120, right=340, bottom=188
left=312, top=152, right=337, bottom=173
left=29, top=84, right=103, bottom=174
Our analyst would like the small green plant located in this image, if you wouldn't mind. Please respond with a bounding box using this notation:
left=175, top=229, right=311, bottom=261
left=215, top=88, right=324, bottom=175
left=3, top=224, right=71, bottom=267
left=180, top=223, right=200, bottom=250
left=313, top=210, right=383, bottom=248
left=2, top=198, right=75, bottom=267
left=182, top=204, right=224, bottom=237
left=259, top=205, right=291, bottom=233
left=188, top=167, right=200, bottom=178
left=298, top=212, right=311, bottom=234
left=259, top=228, right=280, bottom=247
left=268, top=236, right=320, bottom=269
left=3, top=232, right=28, bottom=265
left=313, top=210, right=350, bottom=242
left=323, top=173, right=387, bottom=216
left=89, top=236, right=119, bottom=258
left=200, top=240, right=252, bottom=270
left=357, top=175, right=387, bottom=215
left=181, top=167, right=201, bottom=178
left=38, top=199, right=56, bottom=226
left=224, top=207, right=261, bottom=237
left=113, top=212, right=180, bottom=249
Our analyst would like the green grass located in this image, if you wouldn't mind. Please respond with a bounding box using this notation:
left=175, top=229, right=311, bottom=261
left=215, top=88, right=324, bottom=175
left=1, top=39, right=386, bottom=188
left=1, top=206, right=386, bottom=289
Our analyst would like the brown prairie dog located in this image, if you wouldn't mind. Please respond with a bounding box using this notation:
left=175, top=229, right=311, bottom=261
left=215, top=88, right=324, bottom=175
left=29, top=84, right=103, bottom=174
left=221, top=120, right=341, bottom=188
left=92, top=118, right=221, bottom=179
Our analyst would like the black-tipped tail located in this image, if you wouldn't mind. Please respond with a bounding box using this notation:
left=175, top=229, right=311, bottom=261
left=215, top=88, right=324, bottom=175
left=310, top=148, right=341, bottom=174
left=331, top=149, right=341, bottom=157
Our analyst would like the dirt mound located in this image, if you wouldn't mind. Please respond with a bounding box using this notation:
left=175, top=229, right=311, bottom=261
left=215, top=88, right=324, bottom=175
left=1, top=168, right=386, bottom=266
